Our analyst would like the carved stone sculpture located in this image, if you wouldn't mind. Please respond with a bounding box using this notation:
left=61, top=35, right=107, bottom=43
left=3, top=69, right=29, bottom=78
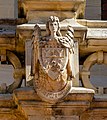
left=32, top=16, right=75, bottom=103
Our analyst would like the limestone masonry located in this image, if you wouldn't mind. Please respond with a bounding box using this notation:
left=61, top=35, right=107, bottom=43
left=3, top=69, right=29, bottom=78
left=0, top=0, right=107, bottom=120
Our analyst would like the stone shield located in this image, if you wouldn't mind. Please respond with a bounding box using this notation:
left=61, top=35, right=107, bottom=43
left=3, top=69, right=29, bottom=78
left=39, top=46, right=68, bottom=80
left=34, top=40, right=72, bottom=103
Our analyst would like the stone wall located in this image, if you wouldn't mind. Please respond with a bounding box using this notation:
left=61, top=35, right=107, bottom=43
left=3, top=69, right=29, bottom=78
left=0, top=0, right=107, bottom=120
left=85, top=0, right=101, bottom=20
left=0, top=0, right=18, bottom=19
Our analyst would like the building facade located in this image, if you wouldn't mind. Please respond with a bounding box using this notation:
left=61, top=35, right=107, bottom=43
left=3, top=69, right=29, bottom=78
left=0, top=0, right=107, bottom=120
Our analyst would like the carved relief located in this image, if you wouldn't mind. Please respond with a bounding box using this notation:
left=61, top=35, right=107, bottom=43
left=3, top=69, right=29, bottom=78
left=32, top=16, right=75, bottom=103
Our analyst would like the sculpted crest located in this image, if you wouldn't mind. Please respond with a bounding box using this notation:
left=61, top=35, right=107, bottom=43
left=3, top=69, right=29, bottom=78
left=31, top=16, right=75, bottom=103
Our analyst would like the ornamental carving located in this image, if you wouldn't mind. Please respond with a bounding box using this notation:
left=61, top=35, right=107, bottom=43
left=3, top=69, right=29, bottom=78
left=81, top=51, right=107, bottom=93
left=0, top=51, right=24, bottom=93
left=32, top=16, right=75, bottom=103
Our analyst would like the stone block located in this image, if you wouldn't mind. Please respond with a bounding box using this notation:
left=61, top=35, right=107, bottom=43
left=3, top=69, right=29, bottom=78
left=22, top=0, right=85, bottom=22
left=27, top=11, right=74, bottom=23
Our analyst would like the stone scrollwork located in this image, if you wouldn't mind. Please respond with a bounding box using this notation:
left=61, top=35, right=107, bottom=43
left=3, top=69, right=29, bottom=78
left=31, top=16, right=75, bottom=103
left=0, top=51, right=24, bottom=93
left=81, top=51, right=107, bottom=92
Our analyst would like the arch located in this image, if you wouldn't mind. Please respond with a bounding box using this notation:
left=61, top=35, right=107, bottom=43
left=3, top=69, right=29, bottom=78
left=81, top=51, right=107, bottom=91
left=7, top=51, right=22, bottom=69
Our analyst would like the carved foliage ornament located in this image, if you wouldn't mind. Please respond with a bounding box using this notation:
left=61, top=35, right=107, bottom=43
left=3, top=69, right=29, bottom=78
left=32, top=16, right=75, bottom=103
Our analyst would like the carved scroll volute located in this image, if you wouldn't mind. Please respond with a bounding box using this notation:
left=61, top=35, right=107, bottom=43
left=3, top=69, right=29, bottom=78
left=0, top=51, right=24, bottom=94
left=32, top=16, right=75, bottom=103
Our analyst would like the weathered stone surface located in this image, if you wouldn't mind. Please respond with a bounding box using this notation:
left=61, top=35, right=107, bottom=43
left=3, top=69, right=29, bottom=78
left=29, top=16, right=80, bottom=103
left=0, top=94, right=26, bottom=120
left=13, top=86, right=94, bottom=120
left=28, top=115, right=79, bottom=120
left=87, top=28, right=107, bottom=39
left=17, top=19, right=87, bottom=42
left=1, top=0, right=107, bottom=119
left=7, top=87, right=107, bottom=120
left=19, top=20, right=86, bottom=88
left=77, top=19, right=107, bottom=28
left=19, top=0, right=86, bottom=23
left=14, top=87, right=94, bottom=101
left=27, top=11, right=75, bottom=23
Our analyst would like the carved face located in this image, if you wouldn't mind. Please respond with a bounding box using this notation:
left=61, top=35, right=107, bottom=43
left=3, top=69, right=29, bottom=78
left=49, top=21, right=58, bottom=33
